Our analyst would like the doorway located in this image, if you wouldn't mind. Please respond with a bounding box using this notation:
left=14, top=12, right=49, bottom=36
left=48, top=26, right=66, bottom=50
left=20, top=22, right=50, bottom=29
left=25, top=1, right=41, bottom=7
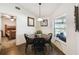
left=1, top=13, right=16, bottom=52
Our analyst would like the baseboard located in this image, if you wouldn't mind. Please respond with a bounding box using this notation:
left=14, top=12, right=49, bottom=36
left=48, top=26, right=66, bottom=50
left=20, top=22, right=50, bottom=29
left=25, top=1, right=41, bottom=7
left=16, top=43, right=26, bottom=47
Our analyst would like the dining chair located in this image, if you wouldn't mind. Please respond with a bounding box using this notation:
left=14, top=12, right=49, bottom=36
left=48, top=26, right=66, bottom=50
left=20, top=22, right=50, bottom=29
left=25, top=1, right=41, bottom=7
left=45, top=33, right=53, bottom=48
left=24, top=34, right=33, bottom=53
left=32, top=38, right=46, bottom=55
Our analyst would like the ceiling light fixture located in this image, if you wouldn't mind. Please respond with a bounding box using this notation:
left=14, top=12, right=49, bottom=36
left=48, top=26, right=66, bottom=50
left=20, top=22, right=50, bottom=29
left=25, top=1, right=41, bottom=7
left=10, top=16, right=14, bottom=22
left=37, top=3, right=43, bottom=21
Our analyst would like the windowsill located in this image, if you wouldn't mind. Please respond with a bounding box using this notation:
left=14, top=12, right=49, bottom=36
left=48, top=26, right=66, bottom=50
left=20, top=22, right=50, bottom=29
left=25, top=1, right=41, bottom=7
left=54, top=37, right=67, bottom=46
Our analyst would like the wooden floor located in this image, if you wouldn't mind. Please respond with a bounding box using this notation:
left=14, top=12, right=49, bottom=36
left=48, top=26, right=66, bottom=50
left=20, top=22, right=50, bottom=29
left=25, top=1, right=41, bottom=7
left=0, top=37, right=65, bottom=55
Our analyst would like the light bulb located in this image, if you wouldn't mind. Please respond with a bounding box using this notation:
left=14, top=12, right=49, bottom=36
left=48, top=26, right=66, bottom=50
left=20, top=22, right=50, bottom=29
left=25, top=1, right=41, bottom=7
left=37, top=18, right=43, bottom=21
left=10, top=19, right=14, bottom=22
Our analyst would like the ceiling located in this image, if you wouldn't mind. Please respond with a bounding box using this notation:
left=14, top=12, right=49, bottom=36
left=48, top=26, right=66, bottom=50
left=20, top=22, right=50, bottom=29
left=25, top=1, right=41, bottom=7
left=19, top=3, right=62, bottom=18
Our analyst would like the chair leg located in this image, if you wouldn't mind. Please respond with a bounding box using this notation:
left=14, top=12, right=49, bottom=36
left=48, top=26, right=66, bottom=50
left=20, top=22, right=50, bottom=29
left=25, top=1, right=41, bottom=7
left=49, top=42, right=53, bottom=48
left=25, top=44, right=28, bottom=53
left=48, top=42, right=53, bottom=51
left=44, top=46, right=47, bottom=54
left=31, top=45, right=35, bottom=54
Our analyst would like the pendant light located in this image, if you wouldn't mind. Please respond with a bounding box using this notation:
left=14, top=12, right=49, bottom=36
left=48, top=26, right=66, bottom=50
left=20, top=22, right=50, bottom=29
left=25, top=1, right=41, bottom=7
left=37, top=3, right=43, bottom=21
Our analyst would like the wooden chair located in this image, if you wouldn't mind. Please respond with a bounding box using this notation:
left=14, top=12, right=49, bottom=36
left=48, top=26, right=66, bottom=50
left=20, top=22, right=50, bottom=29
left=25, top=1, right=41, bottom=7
left=24, top=34, right=33, bottom=53
left=45, top=33, right=53, bottom=48
left=32, top=38, right=46, bottom=54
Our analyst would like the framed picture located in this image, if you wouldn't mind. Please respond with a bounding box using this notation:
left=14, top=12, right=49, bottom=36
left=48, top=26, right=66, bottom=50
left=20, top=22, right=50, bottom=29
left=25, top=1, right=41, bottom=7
left=40, top=19, right=48, bottom=26
left=27, top=17, right=34, bottom=27
left=74, top=6, right=79, bottom=32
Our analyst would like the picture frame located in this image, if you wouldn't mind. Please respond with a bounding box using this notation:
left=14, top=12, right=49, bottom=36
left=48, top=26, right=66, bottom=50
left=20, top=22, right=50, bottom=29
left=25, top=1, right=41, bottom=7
left=27, top=17, right=34, bottom=27
left=74, top=6, right=79, bottom=32
left=40, top=19, right=48, bottom=26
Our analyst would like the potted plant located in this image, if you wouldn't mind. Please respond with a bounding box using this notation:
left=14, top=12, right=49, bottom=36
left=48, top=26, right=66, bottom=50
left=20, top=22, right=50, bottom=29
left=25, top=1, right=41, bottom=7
left=35, top=30, right=42, bottom=34
left=35, top=30, right=43, bottom=37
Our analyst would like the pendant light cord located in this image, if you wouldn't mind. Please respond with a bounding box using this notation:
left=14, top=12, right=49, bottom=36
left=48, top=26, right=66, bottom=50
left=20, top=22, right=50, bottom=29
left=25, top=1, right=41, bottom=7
left=37, top=3, right=43, bottom=21
left=39, top=3, right=41, bottom=18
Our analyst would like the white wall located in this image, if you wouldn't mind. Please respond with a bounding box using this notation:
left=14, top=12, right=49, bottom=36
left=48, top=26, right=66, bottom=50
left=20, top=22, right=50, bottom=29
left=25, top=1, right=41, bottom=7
left=41, top=18, right=52, bottom=34
left=76, top=32, right=79, bottom=54
left=49, top=4, right=77, bottom=55
left=75, top=5, right=79, bottom=54
left=0, top=3, right=36, bottom=45
left=16, top=14, right=36, bottom=45
left=36, top=17, right=52, bottom=34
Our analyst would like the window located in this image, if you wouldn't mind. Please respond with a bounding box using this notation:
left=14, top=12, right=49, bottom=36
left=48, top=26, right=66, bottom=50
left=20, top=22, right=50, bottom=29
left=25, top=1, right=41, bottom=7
left=54, top=16, right=66, bottom=42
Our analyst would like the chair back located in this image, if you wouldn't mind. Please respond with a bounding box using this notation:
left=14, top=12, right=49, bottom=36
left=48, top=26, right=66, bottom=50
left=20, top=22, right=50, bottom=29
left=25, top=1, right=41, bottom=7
left=33, top=38, right=45, bottom=52
left=24, top=34, right=33, bottom=44
left=24, top=34, right=28, bottom=41
left=48, top=33, right=52, bottom=40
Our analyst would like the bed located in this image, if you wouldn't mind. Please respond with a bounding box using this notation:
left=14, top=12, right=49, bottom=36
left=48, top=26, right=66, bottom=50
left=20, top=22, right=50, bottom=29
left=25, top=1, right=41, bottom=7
left=5, top=25, right=16, bottom=40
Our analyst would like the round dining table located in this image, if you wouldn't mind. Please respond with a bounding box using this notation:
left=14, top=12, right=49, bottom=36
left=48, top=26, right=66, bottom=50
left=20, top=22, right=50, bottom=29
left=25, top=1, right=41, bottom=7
left=27, top=34, right=50, bottom=41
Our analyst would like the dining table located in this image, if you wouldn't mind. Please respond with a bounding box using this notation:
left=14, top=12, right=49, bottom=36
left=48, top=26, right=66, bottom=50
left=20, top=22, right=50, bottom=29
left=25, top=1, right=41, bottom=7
left=27, top=34, right=50, bottom=41
left=27, top=34, right=50, bottom=54
left=24, top=33, right=52, bottom=54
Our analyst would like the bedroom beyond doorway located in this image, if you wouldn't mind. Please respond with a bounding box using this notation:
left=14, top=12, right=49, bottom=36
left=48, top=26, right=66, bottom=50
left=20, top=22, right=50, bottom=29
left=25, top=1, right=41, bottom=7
left=1, top=13, right=16, bottom=50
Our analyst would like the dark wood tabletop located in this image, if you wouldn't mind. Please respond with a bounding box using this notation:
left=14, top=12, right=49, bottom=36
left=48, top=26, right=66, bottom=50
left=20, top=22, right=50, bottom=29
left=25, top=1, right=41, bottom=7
left=28, top=34, right=50, bottom=40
